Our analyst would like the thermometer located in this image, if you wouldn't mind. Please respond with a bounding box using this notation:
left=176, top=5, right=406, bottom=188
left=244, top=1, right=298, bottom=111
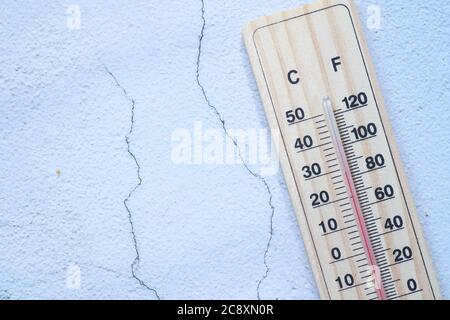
left=243, top=0, right=441, bottom=300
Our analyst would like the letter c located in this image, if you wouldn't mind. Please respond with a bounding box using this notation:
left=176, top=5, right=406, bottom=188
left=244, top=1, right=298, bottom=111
left=288, top=70, right=300, bottom=84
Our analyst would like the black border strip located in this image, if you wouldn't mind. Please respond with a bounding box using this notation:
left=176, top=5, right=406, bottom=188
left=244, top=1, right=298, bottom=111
left=251, top=3, right=435, bottom=300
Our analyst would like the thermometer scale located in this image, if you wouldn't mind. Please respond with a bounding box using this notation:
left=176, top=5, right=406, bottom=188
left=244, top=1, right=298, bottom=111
left=243, top=0, right=440, bottom=300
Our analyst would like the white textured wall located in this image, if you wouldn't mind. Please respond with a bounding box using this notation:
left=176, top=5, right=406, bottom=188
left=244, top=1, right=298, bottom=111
left=0, top=0, right=448, bottom=299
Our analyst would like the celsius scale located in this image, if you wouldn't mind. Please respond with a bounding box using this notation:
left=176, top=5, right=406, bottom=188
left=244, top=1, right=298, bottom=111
left=243, top=0, right=441, bottom=300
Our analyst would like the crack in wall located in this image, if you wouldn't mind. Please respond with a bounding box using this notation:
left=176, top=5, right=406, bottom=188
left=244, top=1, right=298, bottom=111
left=196, top=0, right=275, bottom=300
left=104, top=65, right=161, bottom=300
left=0, top=290, right=11, bottom=300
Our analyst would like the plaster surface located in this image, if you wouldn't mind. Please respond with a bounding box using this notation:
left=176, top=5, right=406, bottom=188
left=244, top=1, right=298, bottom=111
left=0, top=0, right=448, bottom=299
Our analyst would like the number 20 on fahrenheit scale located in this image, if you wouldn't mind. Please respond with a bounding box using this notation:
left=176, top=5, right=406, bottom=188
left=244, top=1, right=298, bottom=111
left=244, top=0, right=441, bottom=300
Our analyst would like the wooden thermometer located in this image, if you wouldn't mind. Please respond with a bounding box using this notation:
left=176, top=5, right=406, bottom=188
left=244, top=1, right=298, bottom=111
left=243, top=0, right=441, bottom=300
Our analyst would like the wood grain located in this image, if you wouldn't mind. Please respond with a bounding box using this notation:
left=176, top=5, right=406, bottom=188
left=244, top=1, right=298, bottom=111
left=243, top=0, right=441, bottom=300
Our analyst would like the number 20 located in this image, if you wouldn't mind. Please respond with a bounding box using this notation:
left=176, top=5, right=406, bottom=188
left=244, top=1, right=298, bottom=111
left=310, top=191, right=329, bottom=207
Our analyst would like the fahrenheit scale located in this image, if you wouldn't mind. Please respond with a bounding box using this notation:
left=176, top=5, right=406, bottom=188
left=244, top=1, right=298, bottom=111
left=243, top=0, right=441, bottom=300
